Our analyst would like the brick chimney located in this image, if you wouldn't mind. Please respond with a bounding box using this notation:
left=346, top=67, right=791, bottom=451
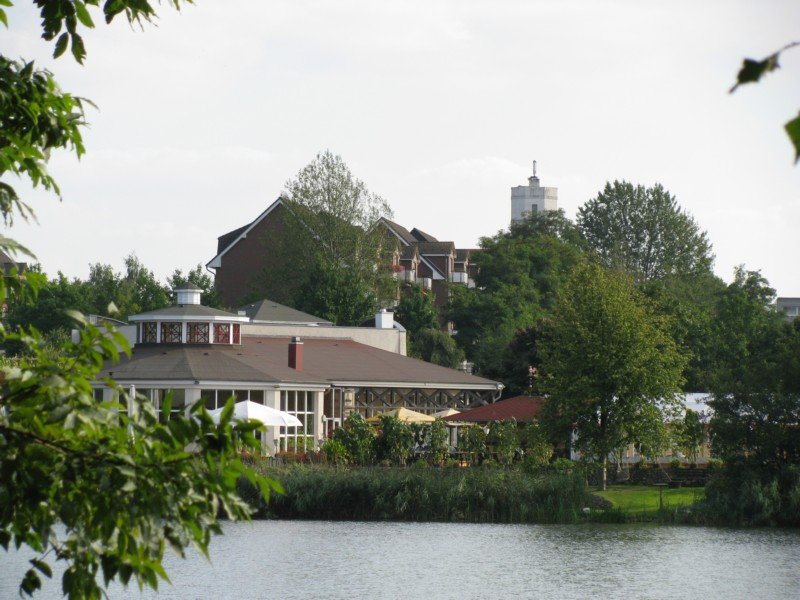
left=288, top=336, right=303, bottom=370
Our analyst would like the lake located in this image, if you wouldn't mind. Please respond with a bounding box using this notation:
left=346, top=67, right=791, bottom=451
left=2, top=521, right=799, bottom=599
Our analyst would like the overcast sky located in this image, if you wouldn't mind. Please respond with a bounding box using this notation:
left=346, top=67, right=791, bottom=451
left=5, top=1, right=800, bottom=294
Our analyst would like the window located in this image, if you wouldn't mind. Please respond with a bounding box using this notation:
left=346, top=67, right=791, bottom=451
left=214, top=323, right=230, bottom=344
left=278, top=390, right=315, bottom=451
left=187, top=322, right=210, bottom=343
left=161, top=322, right=182, bottom=343
left=136, top=388, right=186, bottom=422
left=199, top=389, right=265, bottom=410
left=93, top=388, right=105, bottom=402
left=141, top=322, right=157, bottom=343
left=232, top=324, right=241, bottom=344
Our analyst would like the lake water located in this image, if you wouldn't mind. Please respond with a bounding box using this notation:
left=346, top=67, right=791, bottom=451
left=2, top=521, right=799, bottom=599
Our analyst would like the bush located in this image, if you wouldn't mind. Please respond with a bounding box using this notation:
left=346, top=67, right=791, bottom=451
left=459, top=425, right=487, bottom=465
left=333, top=412, right=376, bottom=466
left=487, top=421, right=519, bottom=466
left=321, top=439, right=349, bottom=466
left=669, top=459, right=681, bottom=470
left=374, top=415, right=415, bottom=466
left=424, top=418, right=450, bottom=465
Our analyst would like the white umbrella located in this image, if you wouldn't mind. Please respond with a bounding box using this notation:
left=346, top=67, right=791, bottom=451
left=209, top=400, right=302, bottom=427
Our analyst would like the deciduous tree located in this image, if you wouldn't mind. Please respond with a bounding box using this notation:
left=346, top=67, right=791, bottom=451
left=540, top=262, right=686, bottom=490
left=577, top=181, right=713, bottom=283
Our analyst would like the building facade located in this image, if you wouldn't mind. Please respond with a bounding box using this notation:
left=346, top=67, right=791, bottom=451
left=510, top=160, right=558, bottom=222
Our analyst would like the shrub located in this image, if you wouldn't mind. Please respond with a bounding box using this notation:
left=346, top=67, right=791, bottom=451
left=424, top=418, right=450, bottom=465
left=520, top=421, right=553, bottom=468
left=333, top=412, right=376, bottom=466
left=321, top=438, right=349, bottom=466
left=459, top=425, right=487, bottom=465
left=374, top=415, right=415, bottom=466
left=487, top=421, right=519, bottom=466
left=669, top=459, right=681, bottom=470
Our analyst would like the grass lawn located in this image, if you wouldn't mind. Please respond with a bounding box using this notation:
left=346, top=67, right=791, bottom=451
left=594, top=485, right=704, bottom=516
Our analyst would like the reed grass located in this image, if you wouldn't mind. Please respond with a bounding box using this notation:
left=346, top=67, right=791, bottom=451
left=245, top=464, right=591, bottom=524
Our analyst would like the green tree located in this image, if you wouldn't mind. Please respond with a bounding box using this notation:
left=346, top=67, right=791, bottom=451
left=408, top=328, right=465, bottom=369
left=486, top=420, right=519, bottom=466
left=577, top=181, right=713, bottom=283
left=448, top=210, right=585, bottom=382
left=519, top=420, right=553, bottom=469
left=423, top=418, right=449, bottom=465
left=677, top=409, right=706, bottom=465
left=264, top=151, right=395, bottom=322
left=84, top=255, right=171, bottom=320
left=540, top=262, right=687, bottom=490
left=1, top=3, right=277, bottom=597
left=332, top=412, right=376, bottom=466
left=374, top=415, right=414, bottom=466
left=458, top=425, right=486, bottom=465
left=395, top=283, right=438, bottom=335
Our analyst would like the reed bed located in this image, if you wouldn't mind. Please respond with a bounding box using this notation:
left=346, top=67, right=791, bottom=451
left=243, top=464, right=591, bottom=524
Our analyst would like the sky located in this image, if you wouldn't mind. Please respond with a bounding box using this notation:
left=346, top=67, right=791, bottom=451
left=4, top=0, right=800, bottom=294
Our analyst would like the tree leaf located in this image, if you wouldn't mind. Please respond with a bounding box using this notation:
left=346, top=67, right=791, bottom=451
left=73, top=1, right=95, bottom=28
left=730, top=55, right=780, bottom=93
left=53, top=33, right=69, bottom=59
left=785, top=113, right=800, bottom=164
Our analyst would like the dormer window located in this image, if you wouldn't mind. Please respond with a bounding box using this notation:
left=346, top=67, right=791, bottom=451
left=161, top=322, right=182, bottom=343
left=141, top=322, right=157, bottom=343
left=214, top=323, right=231, bottom=343
left=187, top=322, right=210, bottom=343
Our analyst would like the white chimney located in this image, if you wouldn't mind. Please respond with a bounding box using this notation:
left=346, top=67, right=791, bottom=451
left=375, top=308, right=394, bottom=329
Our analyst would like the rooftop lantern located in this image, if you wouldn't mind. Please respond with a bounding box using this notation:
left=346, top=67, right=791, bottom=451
left=128, top=286, right=249, bottom=346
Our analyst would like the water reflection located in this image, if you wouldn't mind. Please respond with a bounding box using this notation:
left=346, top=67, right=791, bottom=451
left=2, top=522, right=798, bottom=599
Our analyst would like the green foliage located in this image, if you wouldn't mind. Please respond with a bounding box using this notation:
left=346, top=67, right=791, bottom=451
left=541, top=262, right=687, bottom=489
left=423, top=418, right=450, bottom=466
left=332, top=413, right=376, bottom=466
left=273, top=150, right=395, bottom=322
left=730, top=41, right=800, bottom=162
left=676, top=409, right=705, bottom=465
left=373, top=416, right=414, bottom=466
left=519, top=420, right=553, bottom=468
left=0, top=56, right=86, bottom=224
left=263, top=464, right=590, bottom=524
left=395, top=283, right=438, bottom=335
left=577, top=181, right=713, bottom=283
left=408, top=327, right=465, bottom=369
left=448, top=210, right=584, bottom=384
left=292, top=260, right=378, bottom=326
left=486, top=420, right=519, bottom=466
left=458, top=425, right=487, bottom=465
left=321, top=438, right=348, bottom=466
left=0, top=319, right=280, bottom=598
left=707, top=267, right=800, bottom=476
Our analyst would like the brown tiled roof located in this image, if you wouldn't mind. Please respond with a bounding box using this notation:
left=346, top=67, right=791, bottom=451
left=400, top=246, right=419, bottom=260
left=445, top=395, right=544, bottom=423
left=381, top=218, right=417, bottom=246
left=102, top=336, right=501, bottom=390
left=455, top=249, right=476, bottom=262
left=411, top=228, right=438, bottom=243
left=416, top=241, right=455, bottom=255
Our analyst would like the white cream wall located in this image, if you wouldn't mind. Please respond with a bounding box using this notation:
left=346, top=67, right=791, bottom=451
left=243, top=323, right=406, bottom=356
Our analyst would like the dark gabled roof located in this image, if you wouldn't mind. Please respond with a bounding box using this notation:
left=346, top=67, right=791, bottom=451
left=380, top=218, right=417, bottom=246
left=400, top=246, right=419, bottom=261
left=217, top=223, right=250, bottom=254
left=103, top=336, right=501, bottom=390
left=410, top=228, right=438, bottom=243
left=416, top=241, right=455, bottom=255
left=237, top=299, right=332, bottom=325
left=455, top=248, right=477, bottom=262
left=129, top=305, right=243, bottom=320
left=100, top=343, right=326, bottom=385
left=445, top=395, right=544, bottom=423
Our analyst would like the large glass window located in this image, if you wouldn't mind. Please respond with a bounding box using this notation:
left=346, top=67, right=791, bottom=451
left=278, top=390, right=315, bottom=452
left=161, top=322, right=182, bottom=343
left=199, top=389, right=265, bottom=410
left=135, top=388, right=186, bottom=422
left=187, top=322, right=210, bottom=343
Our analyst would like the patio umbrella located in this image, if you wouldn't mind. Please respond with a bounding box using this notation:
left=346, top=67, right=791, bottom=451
left=432, top=408, right=461, bottom=419
left=209, top=400, right=302, bottom=427
left=366, top=407, right=435, bottom=424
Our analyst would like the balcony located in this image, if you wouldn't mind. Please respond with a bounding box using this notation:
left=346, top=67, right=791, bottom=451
left=450, top=271, right=468, bottom=284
